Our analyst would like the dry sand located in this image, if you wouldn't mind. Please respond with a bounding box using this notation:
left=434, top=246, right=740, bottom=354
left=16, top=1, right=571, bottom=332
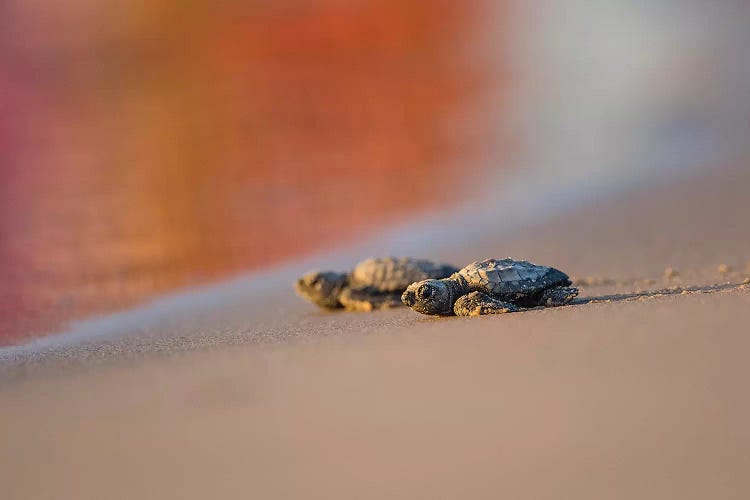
left=2, top=164, right=750, bottom=499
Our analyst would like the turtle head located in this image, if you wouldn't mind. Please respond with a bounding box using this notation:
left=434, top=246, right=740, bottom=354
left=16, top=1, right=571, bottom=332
left=295, top=271, right=348, bottom=309
left=401, top=279, right=453, bottom=315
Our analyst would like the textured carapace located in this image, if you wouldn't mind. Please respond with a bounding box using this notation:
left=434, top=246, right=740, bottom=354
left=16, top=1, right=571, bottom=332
left=459, top=258, right=571, bottom=300
left=350, top=257, right=459, bottom=292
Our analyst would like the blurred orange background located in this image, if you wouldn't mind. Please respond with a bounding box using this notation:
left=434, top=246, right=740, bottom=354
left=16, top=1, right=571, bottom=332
left=0, top=1, right=508, bottom=343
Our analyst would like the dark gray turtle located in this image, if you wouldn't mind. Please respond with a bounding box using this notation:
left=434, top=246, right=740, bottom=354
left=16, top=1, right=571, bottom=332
left=295, top=257, right=458, bottom=312
left=401, top=258, right=578, bottom=316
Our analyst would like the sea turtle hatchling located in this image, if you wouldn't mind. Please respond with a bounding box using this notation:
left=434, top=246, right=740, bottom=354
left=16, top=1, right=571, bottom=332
left=401, top=258, right=578, bottom=316
left=295, top=257, right=458, bottom=312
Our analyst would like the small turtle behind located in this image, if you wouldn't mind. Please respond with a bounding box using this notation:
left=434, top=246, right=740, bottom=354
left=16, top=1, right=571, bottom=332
left=296, top=257, right=458, bottom=312
left=402, top=258, right=578, bottom=316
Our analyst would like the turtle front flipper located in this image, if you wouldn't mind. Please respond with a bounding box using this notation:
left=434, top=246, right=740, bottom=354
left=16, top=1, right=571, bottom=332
left=453, top=291, right=518, bottom=317
left=538, top=286, right=579, bottom=307
left=339, top=287, right=402, bottom=312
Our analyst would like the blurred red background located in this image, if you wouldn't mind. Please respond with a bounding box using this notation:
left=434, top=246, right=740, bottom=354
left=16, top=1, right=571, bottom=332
left=0, top=1, right=508, bottom=344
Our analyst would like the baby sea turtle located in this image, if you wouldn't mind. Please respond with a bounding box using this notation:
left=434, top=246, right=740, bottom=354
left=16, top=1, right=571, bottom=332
left=401, top=258, right=578, bottom=316
left=296, top=257, right=458, bottom=312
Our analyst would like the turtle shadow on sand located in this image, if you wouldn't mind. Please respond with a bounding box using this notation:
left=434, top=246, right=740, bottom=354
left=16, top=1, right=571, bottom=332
left=570, top=281, right=749, bottom=307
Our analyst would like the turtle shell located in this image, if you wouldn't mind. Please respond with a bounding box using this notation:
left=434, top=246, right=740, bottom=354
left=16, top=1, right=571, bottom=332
left=350, top=257, right=458, bottom=293
left=459, top=258, right=570, bottom=299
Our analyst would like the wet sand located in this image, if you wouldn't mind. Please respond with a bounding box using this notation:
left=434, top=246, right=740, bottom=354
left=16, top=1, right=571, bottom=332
left=2, top=164, right=750, bottom=499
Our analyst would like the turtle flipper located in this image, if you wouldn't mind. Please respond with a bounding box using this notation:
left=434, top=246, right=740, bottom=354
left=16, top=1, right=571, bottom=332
left=453, top=291, right=518, bottom=317
left=339, top=287, right=402, bottom=312
left=538, top=286, right=578, bottom=307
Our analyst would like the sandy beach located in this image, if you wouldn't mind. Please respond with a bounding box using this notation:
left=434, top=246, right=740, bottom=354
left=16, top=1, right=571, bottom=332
left=2, top=163, right=749, bottom=499
left=4, top=2, right=750, bottom=498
